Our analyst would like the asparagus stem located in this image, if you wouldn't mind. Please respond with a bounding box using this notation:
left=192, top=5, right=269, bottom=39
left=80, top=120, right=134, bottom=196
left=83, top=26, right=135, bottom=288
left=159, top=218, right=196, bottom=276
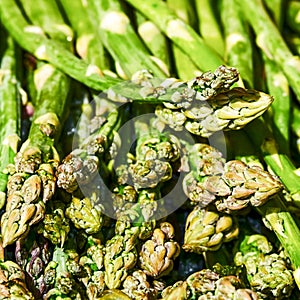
left=0, top=0, right=120, bottom=90
left=195, top=0, right=225, bottom=57
left=136, top=12, right=171, bottom=73
left=221, top=0, right=254, bottom=88
left=263, top=0, right=285, bottom=31
left=0, top=32, right=21, bottom=209
left=240, top=0, right=300, bottom=102
left=124, top=0, right=224, bottom=72
left=166, top=0, right=202, bottom=80
left=83, top=0, right=168, bottom=79
left=18, top=0, right=73, bottom=50
left=264, top=57, right=291, bottom=156
left=59, top=0, right=112, bottom=72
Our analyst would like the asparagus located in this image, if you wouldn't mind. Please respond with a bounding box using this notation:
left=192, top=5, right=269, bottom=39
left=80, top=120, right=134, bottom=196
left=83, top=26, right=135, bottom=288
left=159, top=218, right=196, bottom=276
left=195, top=0, right=225, bottom=57
left=234, top=234, right=295, bottom=299
left=15, top=232, right=52, bottom=298
left=18, top=0, right=73, bottom=50
left=286, top=1, right=300, bottom=34
left=0, top=237, right=34, bottom=299
left=83, top=0, right=168, bottom=79
left=1, top=46, right=71, bottom=246
left=138, top=222, right=180, bottom=278
left=0, top=0, right=120, bottom=90
left=183, top=205, right=239, bottom=253
left=220, top=0, right=254, bottom=88
left=59, top=0, right=112, bottom=72
left=136, top=12, right=171, bottom=73
left=166, top=0, right=202, bottom=80
left=0, top=32, right=21, bottom=209
left=240, top=0, right=300, bottom=103
left=124, top=0, right=224, bottom=72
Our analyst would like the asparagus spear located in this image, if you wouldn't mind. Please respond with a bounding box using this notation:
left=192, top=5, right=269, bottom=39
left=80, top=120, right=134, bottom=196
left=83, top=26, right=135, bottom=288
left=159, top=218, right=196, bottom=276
left=1, top=5, right=72, bottom=246
left=240, top=0, right=300, bottom=103
left=220, top=0, right=254, bottom=88
left=234, top=233, right=295, bottom=299
left=124, top=0, right=224, bottom=72
left=59, top=0, right=112, bottom=72
left=83, top=0, right=168, bottom=79
left=166, top=0, right=202, bottom=80
left=195, top=0, right=225, bottom=57
left=0, top=32, right=21, bottom=209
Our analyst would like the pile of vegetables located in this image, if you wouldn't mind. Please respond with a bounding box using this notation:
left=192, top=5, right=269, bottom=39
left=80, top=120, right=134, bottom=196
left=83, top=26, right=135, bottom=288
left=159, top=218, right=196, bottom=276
left=1, top=0, right=300, bottom=298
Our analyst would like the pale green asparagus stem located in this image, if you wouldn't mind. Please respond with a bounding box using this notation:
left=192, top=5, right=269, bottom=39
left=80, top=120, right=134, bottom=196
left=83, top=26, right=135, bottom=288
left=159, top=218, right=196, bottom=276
left=195, top=0, right=225, bottom=57
left=166, top=0, right=202, bottom=80
left=59, top=0, right=112, bottom=72
left=221, top=0, right=254, bottom=88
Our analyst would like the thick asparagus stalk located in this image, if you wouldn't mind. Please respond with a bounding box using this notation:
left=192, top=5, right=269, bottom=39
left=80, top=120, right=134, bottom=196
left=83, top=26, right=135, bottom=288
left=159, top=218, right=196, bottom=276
left=220, top=0, right=254, bottom=88
left=124, top=0, right=224, bottom=72
left=0, top=33, right=21, bottom=209
left=83, top=0, right=168, bottom=79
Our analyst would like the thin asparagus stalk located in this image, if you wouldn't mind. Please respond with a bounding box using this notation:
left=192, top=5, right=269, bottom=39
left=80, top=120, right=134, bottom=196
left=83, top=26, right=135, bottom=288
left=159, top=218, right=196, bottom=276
left=264, top=57, right=291, bottom=156
left=240, top=0, right=300, bottom=103
left=124, top=0, right=224, bottom=72
left=220, top=0, right=254, bottom=88
left=59, top=0, right=112, bottom=72
left=0, top=33, right=21, bottom=209
left=83, top=0, right=168, bottom=79
left=136, top=12, right=171, bottom=73
left=195, top=0, right=225, bottom=57
left=166, top=0, right=202, bottom=80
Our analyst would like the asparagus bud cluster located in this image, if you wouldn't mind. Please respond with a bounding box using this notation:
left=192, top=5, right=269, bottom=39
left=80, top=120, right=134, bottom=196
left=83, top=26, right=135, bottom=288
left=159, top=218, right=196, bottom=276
left=183, top=205, right=239, bottom=253
left=183, top=143, right=283, bottom=212
left=161, top=268, right=258, bottom=299
left=234, top=234, right=295, bottom=299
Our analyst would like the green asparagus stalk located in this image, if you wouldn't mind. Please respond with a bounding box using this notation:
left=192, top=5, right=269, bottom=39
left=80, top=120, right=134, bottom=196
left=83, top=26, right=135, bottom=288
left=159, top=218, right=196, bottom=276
left=59, top=0, right=112, bottom=72
left=195, top=0, right=225, bottom=57
left=18, top=0, right=73, bottom=50
left=220, top=0, right=254, bottom=88
left=0, top=33, right=21, bottom=209
left=264, top=57, right=291, bottom=156
left=0, top=0, right=120, bottom=90
left=124, top=0, right=224, bottom=72
left=240, top=0, right=300, bottom=103
left=263, top=0, right=285, bottom=31
left=136, top=12, right=171, bottom=73
left=166, top=0, right=202, bottom=80
left=1, top=18, right=71, bottom=247
left=83, top=0, right=168, bottom=79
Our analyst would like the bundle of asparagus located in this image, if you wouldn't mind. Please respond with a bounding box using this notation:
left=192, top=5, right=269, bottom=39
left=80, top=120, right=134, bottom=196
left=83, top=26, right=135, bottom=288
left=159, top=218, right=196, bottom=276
left=0, top=0, right=300, bottom=298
